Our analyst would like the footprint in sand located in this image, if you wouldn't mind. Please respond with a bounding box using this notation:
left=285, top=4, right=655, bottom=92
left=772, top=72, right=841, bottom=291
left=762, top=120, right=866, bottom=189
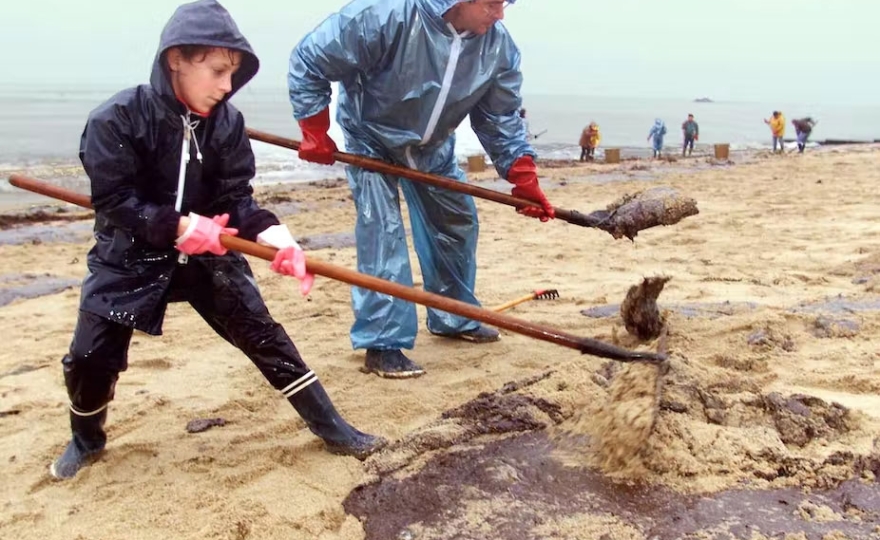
left=99, top=442, right=161, bottom=477
left=134, top=357, right=173, bottom=370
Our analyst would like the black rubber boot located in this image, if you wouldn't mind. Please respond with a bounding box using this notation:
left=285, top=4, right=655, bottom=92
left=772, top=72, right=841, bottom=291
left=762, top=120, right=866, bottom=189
left=50, top=407, right=107, bottom=479
left=363, top=349, right=426, bottom=379
left=287, top=381, right=387, bottom=460
left=431, top=325, right=500, bottom=344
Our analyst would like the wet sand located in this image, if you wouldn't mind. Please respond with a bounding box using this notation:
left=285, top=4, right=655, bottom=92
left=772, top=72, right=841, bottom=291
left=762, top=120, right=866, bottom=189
left=1, top=146, right=879, bottom=539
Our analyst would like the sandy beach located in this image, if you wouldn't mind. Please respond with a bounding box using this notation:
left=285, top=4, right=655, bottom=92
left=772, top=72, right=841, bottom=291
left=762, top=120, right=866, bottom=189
left=1, top=146, right=879, bottom=539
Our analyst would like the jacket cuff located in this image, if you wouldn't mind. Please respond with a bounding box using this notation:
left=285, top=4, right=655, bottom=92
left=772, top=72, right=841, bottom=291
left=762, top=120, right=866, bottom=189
left=237, top=210, right=280, bottom=242
left=175, top=213, right=201, bottom=245
left=147, top=206, right=183, bottom=248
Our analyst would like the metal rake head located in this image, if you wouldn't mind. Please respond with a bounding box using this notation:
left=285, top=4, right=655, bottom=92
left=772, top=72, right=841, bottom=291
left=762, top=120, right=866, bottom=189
left=534, top=289, right=559, bottom=300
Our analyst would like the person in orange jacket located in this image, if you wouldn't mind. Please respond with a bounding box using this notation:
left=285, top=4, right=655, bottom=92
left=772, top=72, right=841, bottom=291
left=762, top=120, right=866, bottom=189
left=764, top=111, right=786, bottom=153
left=579, top=122, right=600, bottom=161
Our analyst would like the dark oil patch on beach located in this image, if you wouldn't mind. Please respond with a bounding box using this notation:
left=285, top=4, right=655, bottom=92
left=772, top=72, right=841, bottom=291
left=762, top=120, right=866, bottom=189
left=346, top=431, right=879, bottom=540
left=345, top=377, right=879, bottom=540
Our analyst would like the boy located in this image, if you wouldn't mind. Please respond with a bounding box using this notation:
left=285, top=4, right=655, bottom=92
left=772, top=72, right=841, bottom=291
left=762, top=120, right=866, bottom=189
left=51, top=0, right=386, bottom=480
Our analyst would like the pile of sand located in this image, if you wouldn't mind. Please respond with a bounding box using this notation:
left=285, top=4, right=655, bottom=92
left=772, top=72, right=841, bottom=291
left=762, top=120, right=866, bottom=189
left=551, top=320, right=878, bottom=494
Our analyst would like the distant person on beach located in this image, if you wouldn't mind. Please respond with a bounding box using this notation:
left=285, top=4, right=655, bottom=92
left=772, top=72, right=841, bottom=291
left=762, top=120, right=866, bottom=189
left=49, top=0, right=386, bottom=480
left=792, top=117, right=817, bottom=154
left=681, top=114, right=699, bottom=157
left=288, top=0, right=556, bottom=379
left=764, top=111, right=786, bottom=153
left=579, top=122, right=601, bottom=161
left=520, top=108, right=545, bottom=140
left=520, top=108, right=532, bottom=139
left=647, top=118, right=667, bottom=158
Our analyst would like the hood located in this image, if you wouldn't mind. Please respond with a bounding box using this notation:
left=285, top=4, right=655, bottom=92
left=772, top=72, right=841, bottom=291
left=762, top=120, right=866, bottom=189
left=653, top=118, right=665, bottom=129
left=420, top=0, right=517, bottom=19
left=149, top=0, right=259, bottom=106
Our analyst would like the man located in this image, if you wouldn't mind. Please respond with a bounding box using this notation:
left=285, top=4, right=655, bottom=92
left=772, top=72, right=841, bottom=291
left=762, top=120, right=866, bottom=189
left=681, top=114, right=699, bottom=157
left=764, top=111, right=786, bottom=153
left=288, top=0, right=555, bottom=379
left=792, top=117, right=817, bottom=154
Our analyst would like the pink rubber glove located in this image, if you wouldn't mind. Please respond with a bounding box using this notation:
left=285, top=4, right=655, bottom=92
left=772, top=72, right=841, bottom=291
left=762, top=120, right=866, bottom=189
left=271, top=246, right=314, bottom=296
left=507, top=156, right=555, bottom=222
left=176, top=213, right=238, bottom=255
left=257, top=224, right=315, bottom=296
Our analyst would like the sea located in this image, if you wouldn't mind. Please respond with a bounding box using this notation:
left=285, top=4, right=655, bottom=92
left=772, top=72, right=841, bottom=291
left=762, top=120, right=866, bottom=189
left=1, top=83, right=878, bottom=205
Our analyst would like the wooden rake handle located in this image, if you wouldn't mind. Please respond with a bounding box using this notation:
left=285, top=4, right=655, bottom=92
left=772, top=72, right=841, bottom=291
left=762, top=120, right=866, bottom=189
left=7, top=174, right=664, bottom=364
left=491, top=292, right=540, bottom=313
left=245, top=128, right=611, bottom=230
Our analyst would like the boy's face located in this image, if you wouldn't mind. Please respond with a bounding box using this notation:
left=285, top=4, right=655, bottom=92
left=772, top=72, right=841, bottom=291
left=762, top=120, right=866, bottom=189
left=688, top=115, right=694, bottom=121
left=168, top=47, right=242, bottom=114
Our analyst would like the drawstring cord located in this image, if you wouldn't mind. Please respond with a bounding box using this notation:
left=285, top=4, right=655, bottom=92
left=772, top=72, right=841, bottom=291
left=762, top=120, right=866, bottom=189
left=175, top=111, right=202, bottom=264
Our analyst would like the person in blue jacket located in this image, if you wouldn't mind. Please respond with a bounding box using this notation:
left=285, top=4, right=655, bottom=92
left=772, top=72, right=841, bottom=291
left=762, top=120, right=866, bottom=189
left=288, top=0, right=556, bottom=379
left=647, top=118, right=668, bottom=159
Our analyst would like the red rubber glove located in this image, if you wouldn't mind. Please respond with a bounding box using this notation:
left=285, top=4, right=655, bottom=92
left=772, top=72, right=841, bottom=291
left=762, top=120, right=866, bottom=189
left=507, top=156, right=555, bottom=222
left=297, top=108, right=338, bottom=165
left=176, top=213, right=238, bottom=256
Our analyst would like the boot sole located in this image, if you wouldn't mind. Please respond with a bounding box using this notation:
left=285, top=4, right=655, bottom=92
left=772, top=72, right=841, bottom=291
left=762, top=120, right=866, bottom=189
left=325, top=437, right=389, bottom=461
left=430, top=331, right=500, bottom=344
left=359, top=365, right=426, bottom=379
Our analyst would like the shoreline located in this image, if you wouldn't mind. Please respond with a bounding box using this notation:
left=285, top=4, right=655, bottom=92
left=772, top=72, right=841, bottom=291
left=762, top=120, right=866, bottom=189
left=3, top=143, right=873, bottom=219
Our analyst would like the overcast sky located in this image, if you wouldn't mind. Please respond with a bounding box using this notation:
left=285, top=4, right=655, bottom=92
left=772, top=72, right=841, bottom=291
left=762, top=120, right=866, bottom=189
left=3, top=0, right=877, bottom=104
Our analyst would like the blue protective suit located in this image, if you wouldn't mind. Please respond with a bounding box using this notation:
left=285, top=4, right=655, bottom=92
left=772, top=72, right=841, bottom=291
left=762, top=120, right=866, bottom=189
left=648, top=118, right=667, bottom=152
left=289, top=0, right=532, bottom=351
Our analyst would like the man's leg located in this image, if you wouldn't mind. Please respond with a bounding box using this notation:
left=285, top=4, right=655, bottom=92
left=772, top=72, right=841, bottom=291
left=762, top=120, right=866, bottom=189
left=343, top=165, right=425, bottom=377
left=51, top=311, right=132, bottom=479
left=400, top=160, right=498, bottom=343
left=345, top=167, right=419, bottom=350
left=185, top=257, right=387, bottom=458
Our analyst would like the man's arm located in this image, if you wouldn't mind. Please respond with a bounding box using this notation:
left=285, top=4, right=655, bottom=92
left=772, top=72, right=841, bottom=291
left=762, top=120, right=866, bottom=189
left=469, top=47, right=534, bottom=179
left=288, top=5, right=397, bottom=120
